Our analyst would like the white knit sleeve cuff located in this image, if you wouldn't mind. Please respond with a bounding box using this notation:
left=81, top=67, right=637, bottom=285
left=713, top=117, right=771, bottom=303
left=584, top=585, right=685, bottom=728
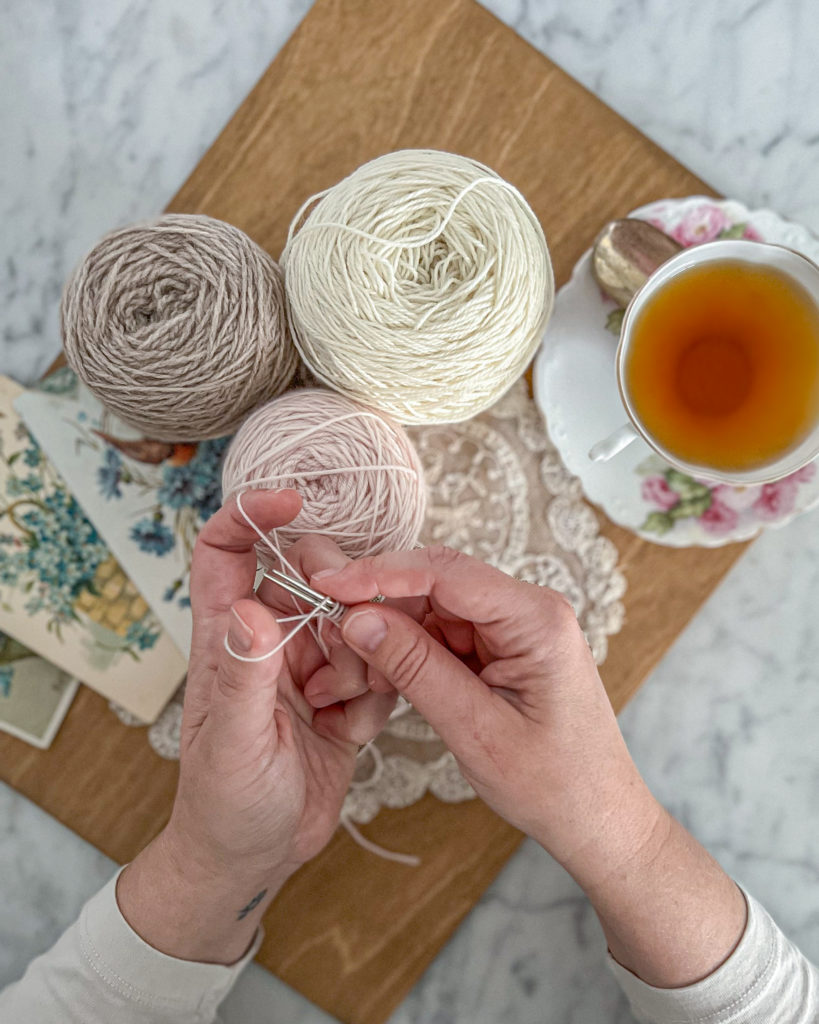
left=606, top=887, right=780, bottom=1023
left=78, top=868, right=262, bottom=1020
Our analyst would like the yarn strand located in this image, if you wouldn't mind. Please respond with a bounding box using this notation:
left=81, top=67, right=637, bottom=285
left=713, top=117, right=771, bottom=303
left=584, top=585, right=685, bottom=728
left=223, top=603, right=324, bottom=663
left=285, top=175, right=524, bottom=252
left=339, top=815, right=421, bottom=868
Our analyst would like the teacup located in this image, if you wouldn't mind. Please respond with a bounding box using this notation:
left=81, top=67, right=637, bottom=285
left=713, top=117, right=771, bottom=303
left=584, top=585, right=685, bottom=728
left=588, top=239, right=819, bottom=486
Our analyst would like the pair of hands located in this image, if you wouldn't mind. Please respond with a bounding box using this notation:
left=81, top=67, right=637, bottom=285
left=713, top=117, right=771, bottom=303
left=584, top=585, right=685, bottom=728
left=118, top=489, right=660, bottom=965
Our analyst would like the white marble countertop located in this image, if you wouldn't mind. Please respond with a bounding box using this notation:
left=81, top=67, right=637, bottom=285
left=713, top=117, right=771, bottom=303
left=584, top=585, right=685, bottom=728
left=2, top=1, right=819, bottom=1021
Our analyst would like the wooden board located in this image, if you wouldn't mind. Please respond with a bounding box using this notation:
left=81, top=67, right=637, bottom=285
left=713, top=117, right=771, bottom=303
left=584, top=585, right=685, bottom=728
left=0, top=1, right=750, bottom=1021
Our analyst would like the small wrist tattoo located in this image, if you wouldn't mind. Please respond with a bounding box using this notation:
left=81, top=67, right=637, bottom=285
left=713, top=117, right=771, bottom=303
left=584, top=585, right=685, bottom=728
left=237, top=888, right=268, bottom=921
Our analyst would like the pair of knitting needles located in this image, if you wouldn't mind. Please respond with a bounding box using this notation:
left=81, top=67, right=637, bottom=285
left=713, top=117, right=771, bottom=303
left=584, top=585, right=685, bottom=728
left=261, top=568, right=385, bottom=625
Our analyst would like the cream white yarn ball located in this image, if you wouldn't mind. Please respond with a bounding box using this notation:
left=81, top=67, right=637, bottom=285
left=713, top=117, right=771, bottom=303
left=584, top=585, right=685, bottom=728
left=221, top=388, right=426, bottom=560
left=281, top=149, right=554, bottom=424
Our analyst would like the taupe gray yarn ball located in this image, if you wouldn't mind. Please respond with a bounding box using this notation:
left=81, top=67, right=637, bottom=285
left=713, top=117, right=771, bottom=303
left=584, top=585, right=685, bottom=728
left=61, top=214, right=298, bottom=441
left=281, top=149, right=555, bottom=425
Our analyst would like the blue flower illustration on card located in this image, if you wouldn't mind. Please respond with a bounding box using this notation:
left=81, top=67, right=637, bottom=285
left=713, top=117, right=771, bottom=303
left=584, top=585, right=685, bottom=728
left=71, top=416, right=231, bottom=610
left=0, top=427, right=160, bottom=655
left=97, top=448, right=123, bottom=499
left=125, top=619, right=161, bottom=651
left=157, top=440, right=224, bottom=519
left=130, top=517, right=175, bottom=556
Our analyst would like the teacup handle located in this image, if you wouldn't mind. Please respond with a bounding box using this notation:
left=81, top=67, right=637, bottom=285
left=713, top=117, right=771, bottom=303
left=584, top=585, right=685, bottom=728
left=588, top=422, right=639, bottom=462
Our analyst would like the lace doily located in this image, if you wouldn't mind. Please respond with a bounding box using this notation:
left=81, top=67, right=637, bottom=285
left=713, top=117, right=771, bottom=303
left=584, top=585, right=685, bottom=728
left=111, top=381, right=627, bottom=825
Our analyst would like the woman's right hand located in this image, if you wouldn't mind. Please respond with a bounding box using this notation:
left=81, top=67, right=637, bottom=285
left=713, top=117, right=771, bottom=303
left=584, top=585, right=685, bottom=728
left=311, top=546, right=664, bottom=888
left=314, top=547, right=750, bottom=991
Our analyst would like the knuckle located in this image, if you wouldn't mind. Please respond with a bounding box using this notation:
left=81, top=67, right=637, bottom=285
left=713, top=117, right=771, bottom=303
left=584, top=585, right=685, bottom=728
left=341, top=553, right=380, bottom=582
left=309, top=534, right=347, bottom=559
left=425, top=544, right=466, bottom=569
left=286, top=536, right=309, bottom=560
left=545, top=590, right=579, bottom=626
left=215, top=665, right=243, bottom=700
left=513, top=577, right=576, bottom=618
left=298, top=534, right=350, bottom=575
left=385, top=635, right=431, bottom=695
left=522, top=587, right=583, bottom=660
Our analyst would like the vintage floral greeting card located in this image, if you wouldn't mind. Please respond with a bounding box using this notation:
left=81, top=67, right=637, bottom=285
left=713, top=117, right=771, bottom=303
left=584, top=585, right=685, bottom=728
left=0, top=376, right=186, bottom=722
left=0, top=631, right=78, bottom=748
left=15, top=369, right=227, bottom=656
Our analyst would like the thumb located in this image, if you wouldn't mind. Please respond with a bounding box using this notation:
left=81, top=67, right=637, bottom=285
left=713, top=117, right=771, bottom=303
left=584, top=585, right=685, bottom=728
left=209, top=598, right=285, bottom=750
left=341, top=605, right=491, bottom=754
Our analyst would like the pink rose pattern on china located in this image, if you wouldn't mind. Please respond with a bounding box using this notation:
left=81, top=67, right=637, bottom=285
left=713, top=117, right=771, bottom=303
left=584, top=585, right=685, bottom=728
left=699, top=499, right=740, bottom=535
left=740, top=223, right=763, bottom=242
left=641, top=463, right=818, bottom=537
left=649, top=207, right=763, bottom=246
left=641, top=475, right=679, bottom=510
left=790, top=463, right=817, bottom=483
left=669, top=205, right=731, bottom=245
left=753, top=479, right=799, bottom=520
left=709, top=483, right=761, bottom=512
left=635, top=203, right=818, bottom=538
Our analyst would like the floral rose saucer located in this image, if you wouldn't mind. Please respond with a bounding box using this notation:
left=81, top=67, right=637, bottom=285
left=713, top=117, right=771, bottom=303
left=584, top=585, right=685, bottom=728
left=533, top=196, right=819, bottom=547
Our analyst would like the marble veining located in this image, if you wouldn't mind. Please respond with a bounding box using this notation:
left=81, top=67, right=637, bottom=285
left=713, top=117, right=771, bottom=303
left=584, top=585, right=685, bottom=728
left=2, top=2, right=819, bottom=1022
left=0, top=783, right=114, bottom=984
left=489, top=0, right=819, bottom=231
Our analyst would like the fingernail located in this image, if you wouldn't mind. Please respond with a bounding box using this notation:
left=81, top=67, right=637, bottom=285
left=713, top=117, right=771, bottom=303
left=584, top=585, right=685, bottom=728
left=228, top=607, right=254, bottom=653
left=343, top=610, right=387, bottom=653
left=311, top=567, right=343, bottom=582
left=324, top=622, right=343, bottom=646
left=307, top=692, right=337, bottom=708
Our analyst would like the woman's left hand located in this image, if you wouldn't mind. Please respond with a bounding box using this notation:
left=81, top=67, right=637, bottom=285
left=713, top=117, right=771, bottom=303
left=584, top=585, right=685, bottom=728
left=117, top=490, right=395, bottom=963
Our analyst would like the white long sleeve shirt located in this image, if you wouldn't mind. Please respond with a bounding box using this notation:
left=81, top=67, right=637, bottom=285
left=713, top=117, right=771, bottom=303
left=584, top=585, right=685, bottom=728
left=0, top=875, right=816, bottom=1023
left=607, top=889, right=819, bottom=1022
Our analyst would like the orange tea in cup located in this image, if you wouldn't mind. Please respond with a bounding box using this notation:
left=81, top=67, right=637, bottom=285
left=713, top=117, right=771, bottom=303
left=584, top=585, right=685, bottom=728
left=624, top=258, right=819, bottom=473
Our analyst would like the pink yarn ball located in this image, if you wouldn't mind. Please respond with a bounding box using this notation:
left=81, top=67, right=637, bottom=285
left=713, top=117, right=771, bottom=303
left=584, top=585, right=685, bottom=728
left=221, top=389, right=426, bottom=560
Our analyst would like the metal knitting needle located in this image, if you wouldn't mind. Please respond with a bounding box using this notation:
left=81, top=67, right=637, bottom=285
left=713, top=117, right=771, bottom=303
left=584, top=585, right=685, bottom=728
left=261, top=568, right=386, bottom=618
left=261, top=569, right=344, bottom=616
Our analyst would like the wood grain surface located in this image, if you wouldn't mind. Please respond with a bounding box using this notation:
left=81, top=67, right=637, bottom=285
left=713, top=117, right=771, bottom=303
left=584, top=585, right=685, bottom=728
left=0, top=1, right=750, bottom=1021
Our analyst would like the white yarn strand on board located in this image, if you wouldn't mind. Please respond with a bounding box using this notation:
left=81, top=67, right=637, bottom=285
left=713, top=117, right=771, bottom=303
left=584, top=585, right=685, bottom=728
left=281, top=149, right=555, bottom=424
